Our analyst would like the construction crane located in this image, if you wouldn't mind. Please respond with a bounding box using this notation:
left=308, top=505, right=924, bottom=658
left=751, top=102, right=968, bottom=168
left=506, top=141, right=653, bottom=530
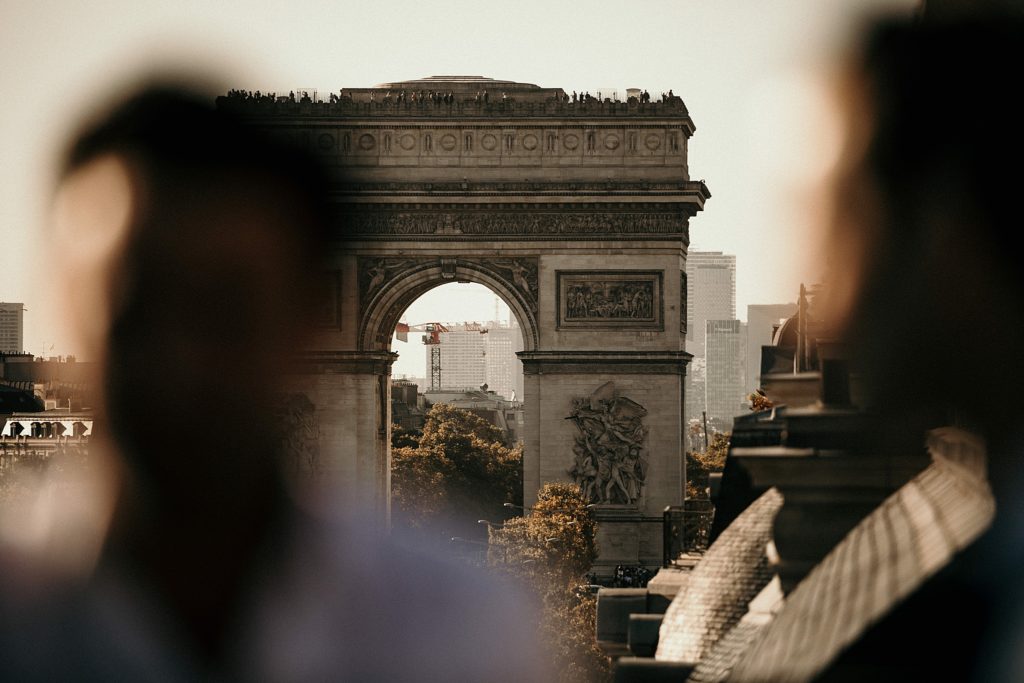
left=395, top=322, right=449, bottom=390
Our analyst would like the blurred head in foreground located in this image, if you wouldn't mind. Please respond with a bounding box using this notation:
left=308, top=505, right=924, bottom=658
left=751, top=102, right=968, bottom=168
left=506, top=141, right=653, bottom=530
left=826, top=11, right=1024, bottom=454
left=27, top=85, right=546, bottom=682
left=41, top=84, right=333, bottom=658
left=53, top=85, right=330, bottom=515
left=819, top=13, right=1024, bottom=680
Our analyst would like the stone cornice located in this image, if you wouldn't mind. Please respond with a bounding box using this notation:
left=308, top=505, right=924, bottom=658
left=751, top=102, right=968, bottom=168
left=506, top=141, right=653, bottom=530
left=266, top=121, right=692, bottom=130
left=219, top=98, right=695, bottom=131
left=519, top=350, right=692, bottom=375
left=334, top=208, right=694, bottom=241
left=337, top=196, right=702, bottom=205
left=290, top=350, right=398, bottom=375
left=335, top=201, right=700, bottom=210
left=333, top=180, right=710, bottom=198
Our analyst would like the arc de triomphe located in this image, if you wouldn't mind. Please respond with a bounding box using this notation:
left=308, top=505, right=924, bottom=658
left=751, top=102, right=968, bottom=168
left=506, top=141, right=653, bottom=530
left=222, top=76, right=710, bottom=570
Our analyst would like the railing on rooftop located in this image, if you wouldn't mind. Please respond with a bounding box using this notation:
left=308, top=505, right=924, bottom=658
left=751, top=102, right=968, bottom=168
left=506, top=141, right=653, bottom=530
left=664, top=502, right=715, bottom=565
left=217, top=95, right=690, bottom=119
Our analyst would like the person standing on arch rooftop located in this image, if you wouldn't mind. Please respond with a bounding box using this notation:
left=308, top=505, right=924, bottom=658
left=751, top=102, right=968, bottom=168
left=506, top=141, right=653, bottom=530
left=0, top=83, right=547, bottom=682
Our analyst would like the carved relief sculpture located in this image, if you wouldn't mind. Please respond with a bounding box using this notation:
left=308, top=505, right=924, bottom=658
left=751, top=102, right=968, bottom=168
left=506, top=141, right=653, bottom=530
left=337, top=211, right=685, bottom=238
left=359, top=257, right=419, bottom=305
left=680, top=270, right=688, bottom=334
left=557, top=270, right=663, bottom=329
left=358, top=256, right=539, bottom=315
left=276, top=393, right=321, bottom=478
left=567, top=381, right=648, bottom=505
left=479, top=258, right=539, bottom=313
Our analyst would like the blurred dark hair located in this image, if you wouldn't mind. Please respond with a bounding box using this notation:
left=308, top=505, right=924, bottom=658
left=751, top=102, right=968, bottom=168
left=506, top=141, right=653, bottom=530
left=62, top=84, right=332, bottom=263
left=859, top=16, right=1021, bottom=249
left=59, top=84, right=335, bottom=488
left=836, top=15, right=1024, bottom=445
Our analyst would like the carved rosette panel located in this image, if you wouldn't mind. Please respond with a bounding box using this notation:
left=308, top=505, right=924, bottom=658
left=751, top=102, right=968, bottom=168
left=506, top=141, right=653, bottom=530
left=338, top=211, right=686, bottom=238
left=567, top=381, right=648, bottom=506
left=557, top=270, right=663, bottom=329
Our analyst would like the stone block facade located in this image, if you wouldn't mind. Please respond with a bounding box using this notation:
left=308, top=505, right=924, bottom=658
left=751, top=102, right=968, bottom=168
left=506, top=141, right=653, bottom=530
left=228, top=76, right=711, bottom=569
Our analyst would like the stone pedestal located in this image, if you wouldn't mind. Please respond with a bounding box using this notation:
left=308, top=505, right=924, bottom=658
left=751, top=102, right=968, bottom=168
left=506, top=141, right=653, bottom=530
left=731, top=445, right=929, bottom=593
left=522, top=351, right=689, bottom=573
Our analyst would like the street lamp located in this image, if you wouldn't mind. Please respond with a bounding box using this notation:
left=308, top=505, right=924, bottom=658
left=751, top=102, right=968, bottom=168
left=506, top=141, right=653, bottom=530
left=450, top=536, right=487, bottom=546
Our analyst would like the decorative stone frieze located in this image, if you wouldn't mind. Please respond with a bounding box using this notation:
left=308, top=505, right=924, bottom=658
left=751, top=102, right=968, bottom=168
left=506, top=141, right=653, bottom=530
left=358, top=256, right=539, bottom=315
left=557, top=271, right=663, bottom=329
left=338, top=211, right=690, bottom=239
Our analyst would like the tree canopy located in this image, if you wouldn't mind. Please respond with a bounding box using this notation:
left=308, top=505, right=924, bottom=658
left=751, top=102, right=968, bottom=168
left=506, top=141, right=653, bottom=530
left=488, top=482, right=598, bottom=586
left=748, top=389, right=774, bottom=412
left=686, top=430, right=729, bottom=499
left=390, top=403, right=522, bottom=541
left=488, top=483, right=609, bottom=682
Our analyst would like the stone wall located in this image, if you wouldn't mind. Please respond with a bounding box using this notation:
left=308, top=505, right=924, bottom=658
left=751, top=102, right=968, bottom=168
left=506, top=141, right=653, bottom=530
left=233, top=78, right=710, bottom=570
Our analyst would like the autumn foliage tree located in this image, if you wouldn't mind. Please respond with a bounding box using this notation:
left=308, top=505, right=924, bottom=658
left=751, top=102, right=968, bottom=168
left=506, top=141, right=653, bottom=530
left=390, top=403, right=522, bottom=541
left=683, top=430, right=729, bottom=549
left=686, top=430, right=730, bottom=499
left=489, top=483, right=610, bottom=683
left=747, top=389, right=774, bottom=412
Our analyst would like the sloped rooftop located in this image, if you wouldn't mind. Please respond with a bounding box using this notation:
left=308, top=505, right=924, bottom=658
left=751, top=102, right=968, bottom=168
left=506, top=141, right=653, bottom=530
left=726, top=428, right=994, bottom=682
left=656, top=488, right=784, bottom=664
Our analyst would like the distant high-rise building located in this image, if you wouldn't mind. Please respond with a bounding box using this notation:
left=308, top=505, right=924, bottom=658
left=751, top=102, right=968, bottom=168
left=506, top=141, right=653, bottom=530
left=483, top=323, right=525, bottom=401
left=686, top=252, right=736, bottom=358
left=705, top=319, right=746, bottom=429
left=684, top=357, right=707, bottom=442
left=430, top=326, right=486, bottom=391
left=685, top=251, right=736, bottom=429
left=745, top=303, right=796, bottom=394
left=0, top=303, right=25, bottom=354
left=426, top=320, right=523, bottom=400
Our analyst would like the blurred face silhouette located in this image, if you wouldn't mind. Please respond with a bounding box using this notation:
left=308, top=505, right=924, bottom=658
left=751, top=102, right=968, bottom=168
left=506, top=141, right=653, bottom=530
left=822, top=18, right=1024, bottom=442
left=53, top=95, right=326, bottom=508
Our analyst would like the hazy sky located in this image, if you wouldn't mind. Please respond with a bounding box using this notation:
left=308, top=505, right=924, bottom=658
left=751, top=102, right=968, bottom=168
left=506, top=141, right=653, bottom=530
left=1, top=0, right=916, bottom=359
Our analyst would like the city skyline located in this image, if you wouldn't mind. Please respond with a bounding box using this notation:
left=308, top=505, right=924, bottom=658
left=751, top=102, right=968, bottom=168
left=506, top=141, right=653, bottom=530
left=1, top=0, right=918, bottom=358
left=0, top=303, right=25, bottom=354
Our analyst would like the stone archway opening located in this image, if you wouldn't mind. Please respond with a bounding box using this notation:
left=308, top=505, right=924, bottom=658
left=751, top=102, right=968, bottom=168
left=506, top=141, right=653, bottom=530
left=390, top=281, right=526, bottom=400
left=358, top=257, right=539, bottom=356
left=362, top=260, right=538, bottom=456
left=387, top=280, right=529, bottom=551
